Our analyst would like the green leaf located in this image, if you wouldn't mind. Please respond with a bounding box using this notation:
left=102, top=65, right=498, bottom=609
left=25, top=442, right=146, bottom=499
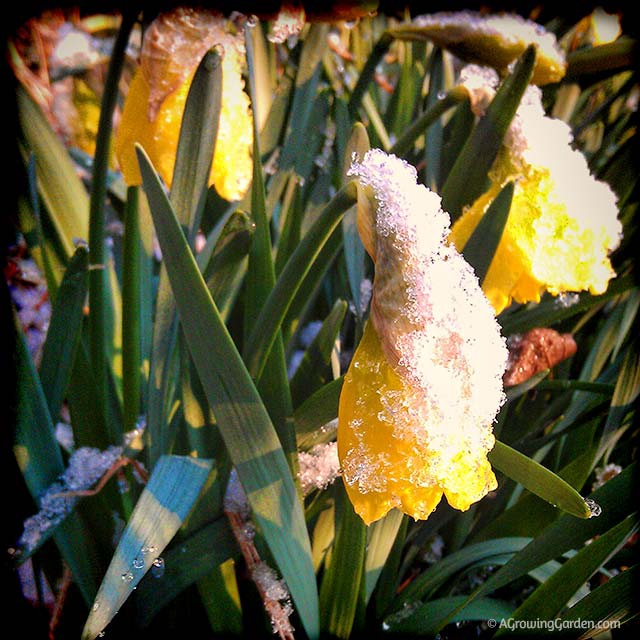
left=390, top=86, right=468, bottom=160
left=294, top=377, right=343, bottom=450
left=13, top=316, right=98, bottom=601
left=87, top=10, right=136, bottom=443
left=499, top=274, right=636, bottom=335
left=460, top=181, right=514, bottom=285
left=135, top=516, right=236, bottom=626
left=170, top=48, right=222, bottom=230
left=489, top=441, right=591, bottom=519
left=38, top=245, right=89, bottom=422
left=197, top=560, right=243, bottom=636
left=502, top=514, right=638, bottom=628
left=349, top=31, right=394, bottom=117
left=137, top=147, right=320, bottom=639
left=365, top=509, right=404, bottom=603
left=393, top=538, right=532, bottom=608
left=122, top=187, right=142, bottom=432
left=290, top=300, right=347, bottom=407
left=597, top=343, right=640, bottom=461
left=558, top=564, right=639, bottom=633
left=441, top=45, right=536, bottom=219
left=244, top=30, right=297, bottom=472
left=320, top=483, right=367, bottom=638
left=243, top=182, right=357, bottom=382
left=383, top=596, right=515, bottom=635
left=466, top=463, right=637, bottom=606
left=342, top=123, right=370, bottom=320
left=82, top=455, right=213, bottom=639
left=17, top=86, right=88, bottom=262
left=147, top=47, right=223, bottom=464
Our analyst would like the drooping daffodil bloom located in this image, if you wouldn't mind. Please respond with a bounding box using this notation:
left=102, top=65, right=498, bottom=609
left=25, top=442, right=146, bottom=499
left=339, top=150, right=508, bottom=525
left=115, top=8, right=253, bottom=202
left=400, top=10, right=567, bottom=85
left=451, top=66, right=622, bottom=314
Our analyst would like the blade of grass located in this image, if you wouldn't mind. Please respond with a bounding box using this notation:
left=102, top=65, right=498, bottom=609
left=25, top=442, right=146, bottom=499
left=365, top=509, right=404, bottom=603
left=135, top=515, right=236, bottom=626
left=13, top=314, right=98, bottom=601
left=558, top=564, right=639, bottom=633
left=88, top=9, right=136, bottom=443
left=320, top=483, right=367, bottom=639
left=294, top=377, right=343, bottom=450
left=82, top=455, right=213, bottom=639
left=341, top=122, right=370, bottom=321
left=501, top=514, right=638, bottom=628
left=489, top=440, right=591, bottom=519
left=245, top=26, right=298, bottom=472
left=460, top=181, right=514, bottom=285
left=384, top=596, right=515, bottom=635
left=122, top=186, right=141, bottom=432
left=147, top=47, right=223, bottom=465
left=243, top=182, right=356, bottom=382
left=137, top=146, right=320, bottom=639
left=38, top=245, right=89, bottom=422
left=290, top=300, right=347, bottom=407
left=441, top=45, right=536, bottom=219
left=17, top=87, right=88, bottom=262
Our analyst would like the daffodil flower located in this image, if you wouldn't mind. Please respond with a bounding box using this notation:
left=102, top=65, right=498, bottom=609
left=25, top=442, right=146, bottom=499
left=451, top=68, right=622, bottom=314
left=339, top=150, right=508, bottom=525
left=405, top=10, right=567, bottom=85
left=115, top=8, right=253, bottom=202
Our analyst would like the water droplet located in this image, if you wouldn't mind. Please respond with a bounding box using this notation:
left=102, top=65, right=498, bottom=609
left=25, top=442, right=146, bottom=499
left=132, top=557, right=144, bottom=570
left=151, top=557, right=165, bottom=578
left=344, top=19, right=358, bottom=29
left=212, top=43, right=225, bottom=60
left=246, top=15, right=259, bottom=28
left=585, top=498, right=602, bottom=518
left=382, top=622, right=390, bottom=631
left=121, top=571, right=134, bottom=582
left=437, top=90, right=447, bottom=100
left=98, top=632, right=106, bottom=638
left=92, top=602, right=100, bottom=612
left=141, top=544, right=157, bottom=555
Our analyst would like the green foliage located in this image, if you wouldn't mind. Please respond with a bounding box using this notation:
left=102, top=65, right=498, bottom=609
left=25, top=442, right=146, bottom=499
left=9, top=7, right=638, bottom=640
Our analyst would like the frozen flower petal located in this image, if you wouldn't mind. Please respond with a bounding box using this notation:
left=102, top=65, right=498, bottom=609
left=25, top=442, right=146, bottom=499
left=451, top=81, right=621, bottom=314
left=114, top=9, right=252, bottom=201
left=411, top=10, right=566, bottom=84
left=340, top=149, right=507, bottom=525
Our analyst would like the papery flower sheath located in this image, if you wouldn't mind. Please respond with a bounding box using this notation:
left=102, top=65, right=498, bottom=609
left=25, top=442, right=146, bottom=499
left=451, top=67, right=622, bottom=314
left=114, top=8, right=253, bottom=202
left=339, top=150, right=508, bottom=525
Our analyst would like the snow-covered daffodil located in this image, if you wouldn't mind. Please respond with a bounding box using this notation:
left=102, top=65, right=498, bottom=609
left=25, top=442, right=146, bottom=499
left=451, top=68, right=621, bottom=314
left=115, top=8, right=252, bottom=202
left=339, top=150, right=508, bottom=525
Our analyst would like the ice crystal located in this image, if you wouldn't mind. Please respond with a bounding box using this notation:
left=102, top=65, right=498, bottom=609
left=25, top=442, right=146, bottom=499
left=298, top=442, right=341, bottom=495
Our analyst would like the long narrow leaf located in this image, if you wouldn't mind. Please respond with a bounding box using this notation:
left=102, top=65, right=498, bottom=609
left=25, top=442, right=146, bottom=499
left=489, top=440, right=591, bottom=519
left=460, top=181, right=514, bottom=285
left=243, top=182, right=357, bottom=381
left=503, top=514, right=638, bottom=627
left=441, top=45, right=536, bottom=218
left=137, top=146, right=320, bottom=639
left=38, top=245, right=89, bottom=421
left=82, top=455, right=213, bottom=639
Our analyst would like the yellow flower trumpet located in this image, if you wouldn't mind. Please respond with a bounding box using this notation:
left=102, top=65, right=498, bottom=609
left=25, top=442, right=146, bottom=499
left=115, top=8, right=253, bottom=202
left=339, top=150, right=508, bottom=525
left=451, top=67, right=622, bottom=314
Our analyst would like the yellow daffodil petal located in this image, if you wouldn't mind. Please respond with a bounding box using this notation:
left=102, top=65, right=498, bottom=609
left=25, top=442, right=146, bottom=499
left=450, top=73, right=621, bottom=314
left=114, top=9, right=252, bottom=202
left=339, top=321, right=498, bottom=525
left=340, top=150, right=507, bottom=525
